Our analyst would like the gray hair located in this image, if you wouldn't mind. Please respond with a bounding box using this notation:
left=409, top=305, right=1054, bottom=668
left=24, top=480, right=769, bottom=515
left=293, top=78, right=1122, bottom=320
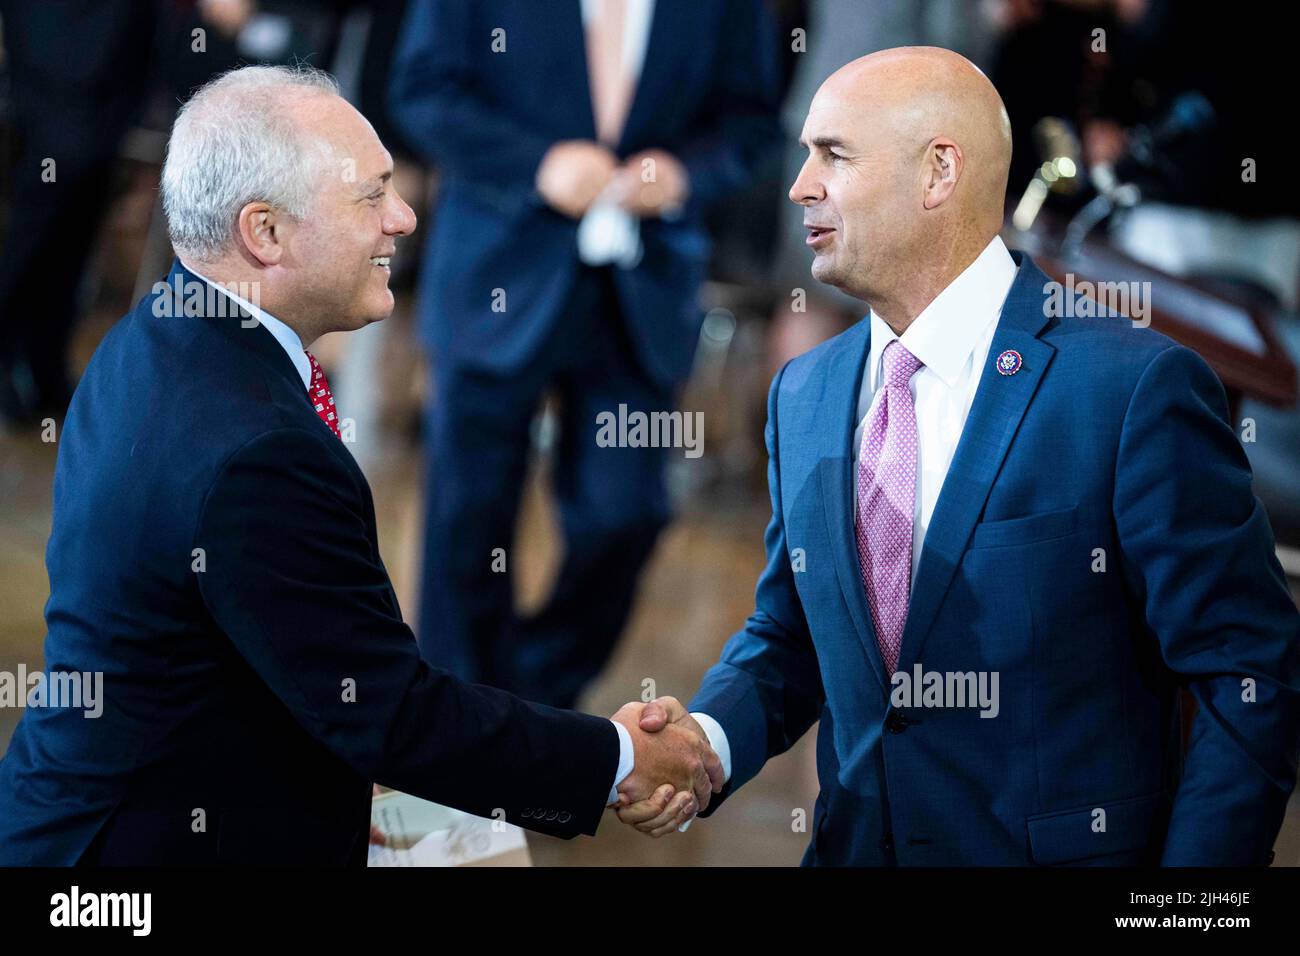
left=162, top=65, right=340, bottom=261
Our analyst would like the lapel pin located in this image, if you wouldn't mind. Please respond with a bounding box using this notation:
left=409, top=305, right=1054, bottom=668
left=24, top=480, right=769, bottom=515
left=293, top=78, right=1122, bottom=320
left=995, top=349, right=1023, bottom=376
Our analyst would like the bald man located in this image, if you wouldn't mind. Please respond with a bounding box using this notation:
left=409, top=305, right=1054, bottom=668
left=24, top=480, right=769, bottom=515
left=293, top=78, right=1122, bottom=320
left=610, top=48, right=1300, bottom=865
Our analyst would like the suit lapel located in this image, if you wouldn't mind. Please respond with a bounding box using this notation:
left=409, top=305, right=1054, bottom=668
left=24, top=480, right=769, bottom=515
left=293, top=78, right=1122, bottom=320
left=817, top=319, right=892, bottom=694
left=568, top=0, right=689, bottom=152
left=162, top=261, right=372, bottom=491
left=617, top=0, right=685, bottom=152
left=815, top=253, right=1058, bottom=686
left=557, top=0, right=599, bottom=141
left=896, top=254, right=1057, bottom=672
left=163, top=259, right=309, bottom=400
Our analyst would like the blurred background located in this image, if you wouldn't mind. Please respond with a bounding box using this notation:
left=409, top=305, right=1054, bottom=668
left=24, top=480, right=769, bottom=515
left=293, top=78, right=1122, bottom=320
left=1, top=0, right=1297, bottom=865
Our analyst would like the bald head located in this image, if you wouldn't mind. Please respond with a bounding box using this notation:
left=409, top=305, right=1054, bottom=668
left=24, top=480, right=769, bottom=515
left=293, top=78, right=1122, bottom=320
left=791, top=47, right=1013, bottom=325
left=825, top=47, right=1011, bottom=211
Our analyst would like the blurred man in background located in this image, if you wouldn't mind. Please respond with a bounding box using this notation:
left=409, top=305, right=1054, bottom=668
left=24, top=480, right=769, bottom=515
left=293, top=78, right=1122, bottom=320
left=389, top=0, right=782, bottom=708
left=0, top=0, right=154, bottom=425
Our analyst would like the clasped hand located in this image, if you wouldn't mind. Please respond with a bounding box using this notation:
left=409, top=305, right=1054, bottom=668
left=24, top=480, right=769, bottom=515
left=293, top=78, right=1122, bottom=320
left=535, top=141, right=689, bottom=220
left=609, top=696, right=718, bottom=837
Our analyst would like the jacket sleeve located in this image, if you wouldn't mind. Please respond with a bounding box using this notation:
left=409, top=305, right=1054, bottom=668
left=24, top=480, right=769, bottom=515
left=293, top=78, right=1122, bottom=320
left=195, top=426, right=620, bottom=838
left=690, top=363, right=825, bottom=813
left=1112, top=344, right=1300, bottom=865
left=387, top=0, right=554, bottom=195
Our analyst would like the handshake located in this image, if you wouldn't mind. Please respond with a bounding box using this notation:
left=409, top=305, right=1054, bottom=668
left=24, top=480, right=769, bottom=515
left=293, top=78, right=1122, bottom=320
left=608, top=696, right=721, bottom=837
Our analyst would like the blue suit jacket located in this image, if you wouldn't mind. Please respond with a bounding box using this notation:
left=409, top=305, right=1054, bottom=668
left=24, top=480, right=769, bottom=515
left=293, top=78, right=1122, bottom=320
left=388, top=0, right=781, bottom=392
left=0, top=261, right=619, bottom=865
left=691, top=252, right=1300, bottom=866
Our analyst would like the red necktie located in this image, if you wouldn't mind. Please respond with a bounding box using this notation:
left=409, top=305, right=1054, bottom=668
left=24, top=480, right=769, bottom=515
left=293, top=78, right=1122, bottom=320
left=305, top=350, right=341, bottom=440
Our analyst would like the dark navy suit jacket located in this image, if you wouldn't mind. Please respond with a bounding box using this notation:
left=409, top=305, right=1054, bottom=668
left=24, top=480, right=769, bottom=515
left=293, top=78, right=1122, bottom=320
left=388, top=0, right=781, bottom=392
left=691, top=252, right=1300, bottom=865
left=0, top=261, right=619, bottom=865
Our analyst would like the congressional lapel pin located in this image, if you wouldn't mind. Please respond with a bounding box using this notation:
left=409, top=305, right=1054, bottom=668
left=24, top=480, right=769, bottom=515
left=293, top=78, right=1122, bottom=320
left=995, top=349, right=1023, bottom=376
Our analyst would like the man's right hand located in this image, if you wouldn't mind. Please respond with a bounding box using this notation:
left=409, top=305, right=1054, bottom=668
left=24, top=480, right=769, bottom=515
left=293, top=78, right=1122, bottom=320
left=610, top=701, right=722, bottom=833
left=611, top=697, right=719, bottom=837
left=535, top=140, right=617, bottom=219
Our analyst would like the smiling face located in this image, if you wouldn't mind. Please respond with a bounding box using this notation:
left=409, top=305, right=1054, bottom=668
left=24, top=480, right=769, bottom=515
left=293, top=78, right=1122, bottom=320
left=277, top=95, right=417, bottom=337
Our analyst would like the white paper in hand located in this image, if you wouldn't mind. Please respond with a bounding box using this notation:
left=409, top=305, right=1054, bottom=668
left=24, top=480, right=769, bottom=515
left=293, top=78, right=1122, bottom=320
left=577, top=197, right=642, bottom=269
left=367, top=790, right=531, bottom=867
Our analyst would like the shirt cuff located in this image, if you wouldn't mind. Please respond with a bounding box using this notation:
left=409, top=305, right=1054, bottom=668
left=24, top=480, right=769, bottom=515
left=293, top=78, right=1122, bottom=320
left=608, top=719, right=634, bottom=806
left=677, top=712, right=731, bottom=832
left=692, top=712, right=731, bottom=783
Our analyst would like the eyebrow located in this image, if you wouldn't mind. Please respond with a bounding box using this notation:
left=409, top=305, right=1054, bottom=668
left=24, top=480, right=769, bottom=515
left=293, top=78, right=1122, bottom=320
left=356, top=170, right=393, bottom=194
left=800, top=135, right=850, bottom=151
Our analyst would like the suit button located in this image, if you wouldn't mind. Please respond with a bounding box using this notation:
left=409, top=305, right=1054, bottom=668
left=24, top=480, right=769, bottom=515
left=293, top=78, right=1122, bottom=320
left=558, top=811, right=571, bottom=823
left=885, top=711, right=909, bottom=733
left=545, top=810, right=558, bottom=821
left=880, top=833, right=894, bottom=852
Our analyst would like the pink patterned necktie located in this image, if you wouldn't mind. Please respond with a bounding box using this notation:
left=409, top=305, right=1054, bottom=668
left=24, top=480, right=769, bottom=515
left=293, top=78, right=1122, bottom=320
left=855, top=339, right=924, bottom=676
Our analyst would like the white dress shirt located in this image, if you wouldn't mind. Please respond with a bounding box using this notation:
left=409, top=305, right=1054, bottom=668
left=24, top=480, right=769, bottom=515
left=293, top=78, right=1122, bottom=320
left=688, top=236, right=1019, bottom=825
left=182, top=263, right=638, bottom=805
left=853, top=235, right=1019, bottom=586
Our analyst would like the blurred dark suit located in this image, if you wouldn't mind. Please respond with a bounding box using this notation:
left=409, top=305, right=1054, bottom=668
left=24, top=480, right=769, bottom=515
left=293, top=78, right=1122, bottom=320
left=0, top=0, right=154, bottom=421
left=389, top=0, right=781, bottom=706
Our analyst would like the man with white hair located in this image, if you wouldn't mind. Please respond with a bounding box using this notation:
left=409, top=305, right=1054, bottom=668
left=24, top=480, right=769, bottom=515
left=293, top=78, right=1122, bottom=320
left=0, top=65, right=721, bottom=865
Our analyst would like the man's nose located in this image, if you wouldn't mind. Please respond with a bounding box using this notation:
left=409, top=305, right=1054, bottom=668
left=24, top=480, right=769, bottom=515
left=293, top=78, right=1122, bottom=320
left=788, top=157, right=825, bottom=206
left=386, top=194, right=417, bottom=237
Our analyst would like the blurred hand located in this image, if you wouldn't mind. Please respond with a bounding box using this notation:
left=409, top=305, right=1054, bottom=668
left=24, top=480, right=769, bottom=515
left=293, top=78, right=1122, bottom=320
left=610, top=149, right=689, bottom=218
left=614, top=696, right=715, bottom=836
left=536, top=140, right=618, bottom=218
left=610, top=700, right=722, bottom=834
left=199, top=0, right=256, bottom=39
left=1082, top=118, right=1127, bottom=167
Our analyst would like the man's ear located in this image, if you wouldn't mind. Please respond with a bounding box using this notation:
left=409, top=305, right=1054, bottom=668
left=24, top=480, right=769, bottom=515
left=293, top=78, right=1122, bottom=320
left=922, top=138, right=963, bottom=210
left=236, top=202, right=285, bottom=266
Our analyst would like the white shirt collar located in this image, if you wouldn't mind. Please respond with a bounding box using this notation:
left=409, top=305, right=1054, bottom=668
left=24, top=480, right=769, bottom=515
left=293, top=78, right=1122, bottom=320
left=867, top=235, right=1018, bottom=390
left=181, top=262, right=312, bottom=390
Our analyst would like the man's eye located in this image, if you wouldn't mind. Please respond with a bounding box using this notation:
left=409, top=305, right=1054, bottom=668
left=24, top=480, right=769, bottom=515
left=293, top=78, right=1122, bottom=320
left=368, top=191, right=385, bottom=203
